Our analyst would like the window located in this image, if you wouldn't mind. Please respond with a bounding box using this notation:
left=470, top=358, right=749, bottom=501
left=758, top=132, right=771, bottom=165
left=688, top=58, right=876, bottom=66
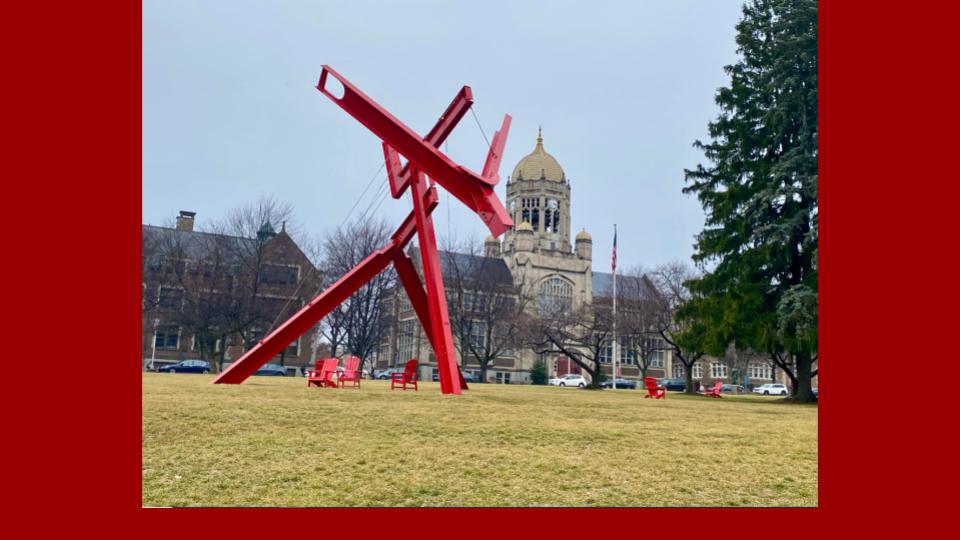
left=259, top=264, right=299, bottom=286
left=600, top=338, right=634, bottom=365
left=673, top=363, right=684, bottom=378
left=538, top=277, right=573, bottom=314
left=396, top=320, right=417, bottom=362
left=692, top=362, right=703, bottom=379
left=647, top=350, right=665, bottom=369
left=749, top=363, right=772, bottom=380
left=284, top=338, right=299, bottom=356
left=157, top=286, right=182, bottom=309
left=464, top=320, right=485, bottom=350
left=495, top=371, right=512, bottom=384
left=599, top=339, right=613, bottom=364
left=191, top=336, right=222, bottom=353
left=710, top=362, right=728, bottom=379
left=155, top=327, right=180, bottom=350
left=398, top=292, right=413, bottom=315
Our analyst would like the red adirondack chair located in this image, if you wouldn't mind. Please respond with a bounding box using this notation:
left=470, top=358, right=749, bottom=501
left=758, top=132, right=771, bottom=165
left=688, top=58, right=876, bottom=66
left=391, top=359, right=419, bottom=391
left=703, top=381, right=723, bottom=398
left=307, top=358, right=339, bottom=388
left=338, top=356, right=362, bottom=389
left=643, top=377, right=666, bottom=399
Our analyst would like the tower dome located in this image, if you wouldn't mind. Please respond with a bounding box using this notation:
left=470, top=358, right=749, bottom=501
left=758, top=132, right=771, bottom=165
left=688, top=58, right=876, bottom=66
left=511, top=127, right=565, bottom=182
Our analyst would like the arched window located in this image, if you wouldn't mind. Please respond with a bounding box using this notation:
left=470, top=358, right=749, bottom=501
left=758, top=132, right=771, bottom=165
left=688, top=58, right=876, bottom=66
left=552, top=210, right=560, bottom=232
left=522, top=208, right=529, bottom=223
left=531, top=209, right=539, bottom=231
left=544, top=209, right=552, bottom=232
left=538, top=277, right=573, bottom=314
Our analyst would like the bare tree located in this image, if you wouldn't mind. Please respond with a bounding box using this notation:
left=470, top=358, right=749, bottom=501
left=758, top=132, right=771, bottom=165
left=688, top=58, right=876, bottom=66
left=143, top=196, right=322, bottom=374
left=527, top=301, right=613, bottom=389
left=441, top=238, right=531, bottom=383
left=650, top=261, right=705, bottom=394
left=319, top=217, right=395, bottom=375
left=615, top=266, right=668, bottom=380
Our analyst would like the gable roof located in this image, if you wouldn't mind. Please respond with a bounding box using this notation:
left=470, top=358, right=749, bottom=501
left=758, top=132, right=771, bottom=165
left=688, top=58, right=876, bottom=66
left=142, top=224, right=315, bottom=271
left=592, top=271, right=660, bottom=300
left=410, top=249, right=513, bottom=287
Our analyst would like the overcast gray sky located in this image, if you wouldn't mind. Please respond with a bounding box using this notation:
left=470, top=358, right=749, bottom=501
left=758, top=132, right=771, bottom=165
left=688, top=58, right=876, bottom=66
left=143, top=0, right=744, bottom=272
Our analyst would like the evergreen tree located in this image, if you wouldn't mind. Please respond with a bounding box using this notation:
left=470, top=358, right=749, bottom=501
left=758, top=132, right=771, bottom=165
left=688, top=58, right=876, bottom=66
left=530, top=359, right=548, bottom=385
left=681, top=0, right=818, bottom=401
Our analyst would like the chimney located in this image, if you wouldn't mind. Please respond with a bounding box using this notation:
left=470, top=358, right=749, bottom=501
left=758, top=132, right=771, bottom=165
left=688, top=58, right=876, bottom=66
left=176, top=210, right=196, bottom=232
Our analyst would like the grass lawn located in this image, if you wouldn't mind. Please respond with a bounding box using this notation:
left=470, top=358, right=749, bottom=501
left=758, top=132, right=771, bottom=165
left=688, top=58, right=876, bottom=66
left=142, top=373, right=817, bottom=507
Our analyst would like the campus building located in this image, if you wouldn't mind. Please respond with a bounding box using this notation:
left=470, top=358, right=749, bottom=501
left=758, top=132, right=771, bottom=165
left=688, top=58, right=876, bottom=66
left=377, top=130, right=675, bottom=384
left=141, top=211, right=320, bottom=373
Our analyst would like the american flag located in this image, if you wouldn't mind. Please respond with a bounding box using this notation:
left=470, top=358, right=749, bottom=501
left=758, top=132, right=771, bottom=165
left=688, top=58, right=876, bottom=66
left=612, top=225, right=617, bottom=273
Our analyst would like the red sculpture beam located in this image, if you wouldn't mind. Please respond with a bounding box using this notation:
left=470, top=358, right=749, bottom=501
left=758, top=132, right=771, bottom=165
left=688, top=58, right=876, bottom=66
left=318, top=65, right=511, bottom=237
left=213, top=65, right=512, bottom=394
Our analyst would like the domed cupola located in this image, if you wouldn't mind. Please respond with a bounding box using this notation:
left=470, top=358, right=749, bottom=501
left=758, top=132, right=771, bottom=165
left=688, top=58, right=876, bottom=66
left=511, top=127, right=565, bottom=182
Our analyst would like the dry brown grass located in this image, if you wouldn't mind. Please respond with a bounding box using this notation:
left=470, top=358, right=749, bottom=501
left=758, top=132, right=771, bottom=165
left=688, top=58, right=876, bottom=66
left=142, top=373, right=817, bottom=507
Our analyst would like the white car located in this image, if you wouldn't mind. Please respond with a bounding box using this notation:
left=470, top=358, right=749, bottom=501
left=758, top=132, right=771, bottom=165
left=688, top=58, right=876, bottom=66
left=753, top=383, right=789, bottom=396
left=548, top=374, right=587, bottom=388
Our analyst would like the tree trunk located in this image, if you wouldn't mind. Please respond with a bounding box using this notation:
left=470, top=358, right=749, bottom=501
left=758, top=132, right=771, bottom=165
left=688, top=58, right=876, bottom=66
left=685, top=365, right=695, bottom=395
left=792, top=351, right=816, bottom=402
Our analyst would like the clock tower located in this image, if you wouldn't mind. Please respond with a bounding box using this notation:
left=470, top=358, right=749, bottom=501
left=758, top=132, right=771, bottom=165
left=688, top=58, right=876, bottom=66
left=502, top=127, right=573, bottom=254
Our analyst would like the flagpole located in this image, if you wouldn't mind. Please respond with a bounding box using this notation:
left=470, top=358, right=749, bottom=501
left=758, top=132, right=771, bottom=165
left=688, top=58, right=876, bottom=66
left=612, top=223, right=617, bottom=391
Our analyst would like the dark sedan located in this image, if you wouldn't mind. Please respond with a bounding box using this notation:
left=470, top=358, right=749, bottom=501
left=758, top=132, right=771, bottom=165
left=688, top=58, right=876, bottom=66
left=158, top=360, right=210, bottom=374
left=656, top=378, right=686, bottom=392
left=431, top=371, right=477, bottom=382
left=720, top=383, right=744, bottom=394
left=253, top=363, right=287, bottom=376
left=600, top=378, right=637, bottom=389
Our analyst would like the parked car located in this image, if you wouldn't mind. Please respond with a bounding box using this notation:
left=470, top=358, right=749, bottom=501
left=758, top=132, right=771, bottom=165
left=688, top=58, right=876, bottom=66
left=600, top=378, right=637, bottom=389
left=253, top=363, right=287, bottom=376
left=158, top=360, right=210, bottom=374
left=753, top=383, right=789, bottom=396
left=429, top=371, right=477, bottom=382
left=548, top=374, right=587, bottom=388
left=656, top=378, right=686, bottom=392
left=374, top=368, right=400, bottom=380
left=720, top=383, right=744, bottom=394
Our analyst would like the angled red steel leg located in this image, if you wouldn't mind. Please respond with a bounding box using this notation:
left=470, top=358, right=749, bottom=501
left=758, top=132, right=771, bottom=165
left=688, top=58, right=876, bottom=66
left=393, top=250, right=469, bottom=391
left=392, top=251, right=436, bottom=351
left=408, top=168, right=461, bottom=395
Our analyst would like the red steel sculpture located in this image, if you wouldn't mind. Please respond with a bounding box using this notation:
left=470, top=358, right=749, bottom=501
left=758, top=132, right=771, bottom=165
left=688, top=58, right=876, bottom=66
left=212, top=65, right=513, bottom=394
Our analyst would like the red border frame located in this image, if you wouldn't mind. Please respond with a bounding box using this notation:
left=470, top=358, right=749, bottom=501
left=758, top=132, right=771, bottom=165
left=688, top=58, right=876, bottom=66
left=13, top=0, right=945, bottom=535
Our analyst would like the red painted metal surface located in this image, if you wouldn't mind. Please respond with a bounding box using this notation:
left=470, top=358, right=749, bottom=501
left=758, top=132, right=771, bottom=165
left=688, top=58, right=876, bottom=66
left=408, top=168, right=461, bottom=394
left=317, top=65, right=512, bottom=237
left=643, top=377, right=667, bottom=399
left=213, top=65, right=512, bottom=394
